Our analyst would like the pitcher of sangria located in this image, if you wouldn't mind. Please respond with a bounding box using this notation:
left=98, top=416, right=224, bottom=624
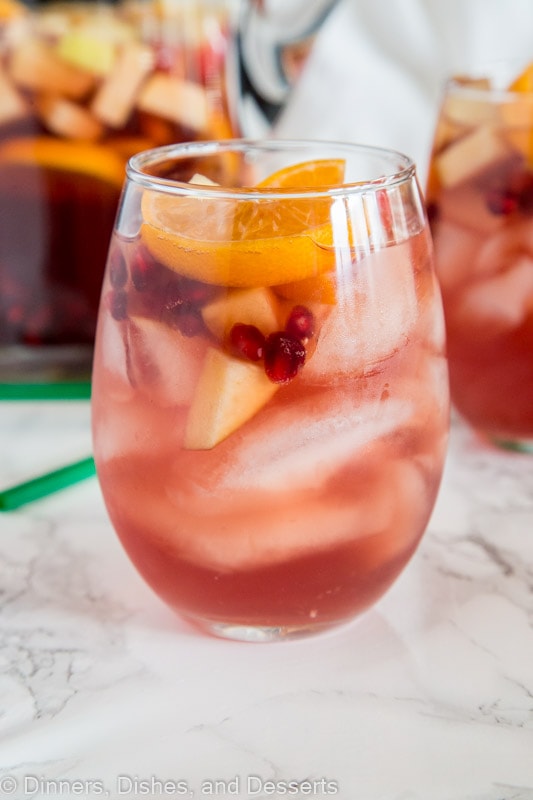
left=0, top=0, right=338, bottom=388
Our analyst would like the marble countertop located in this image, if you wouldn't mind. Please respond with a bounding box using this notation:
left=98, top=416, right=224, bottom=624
left=0, top=400, right=532, bottom=800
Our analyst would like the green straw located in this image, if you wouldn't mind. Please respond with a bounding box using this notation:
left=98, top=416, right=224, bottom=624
left=0, top=382, right=91, bottom=400
left=0, top=456, right=96, bottom=511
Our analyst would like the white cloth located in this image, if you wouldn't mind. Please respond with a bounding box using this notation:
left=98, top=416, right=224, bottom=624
left=275, top=0, right=533, bottom=181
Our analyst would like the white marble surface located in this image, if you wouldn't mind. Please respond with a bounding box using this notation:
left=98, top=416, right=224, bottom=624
left=0, top=400, right=532, bottom=800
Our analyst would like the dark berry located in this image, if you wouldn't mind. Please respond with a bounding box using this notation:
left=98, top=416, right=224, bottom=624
left=425, top=201, right=439, bottom=226
left=109, top=290, right=128, bottom=321
left=229, top=323, right=265, bottom=361
left=178, top=276, right=219, bottom=306
left=130, top=247, right=157, bottom=291
left=285, top=305, right=315, bottom=340
left=486, top=188, right=519, bottom=216
left=518, top=182, right=533, bottom=213
left=264, top=331, right=306, bottom=384
left=163, top=280, right=183, bottom=312
left=109, top=249, right=128, bottom=288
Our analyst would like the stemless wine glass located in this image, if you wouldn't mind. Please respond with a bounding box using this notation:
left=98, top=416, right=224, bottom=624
left=426, top=64, right=533, bottom=451
left=91, top=139, right=449, bottom=642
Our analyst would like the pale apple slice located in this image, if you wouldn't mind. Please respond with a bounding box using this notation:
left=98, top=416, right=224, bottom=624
left=0, top=61, right=28, bottom=125
left=137, top=73, right=208, bottom=132
left=202, top=286, right=282, bottom=341
left=36, top=94, right=104, bottom=140
left=435, top=125, right=515, bottom=188
left=8, top=39, right=96, bottom=99
left=189, top=173, right=218, bottom=186
left=91, top=41, right=154, bottom=129
left=184, top=347, right=278, bottom=449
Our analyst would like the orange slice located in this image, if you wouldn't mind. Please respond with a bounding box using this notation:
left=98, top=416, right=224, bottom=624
left=257, top=157, right=345, bottom=188
left=508, top=62, right=533, bottom=93
left=140, top=160, right=341, bottom=287
left=0, top=136, right=125, bottom=188
left=0, top=0, right=27, bottom=18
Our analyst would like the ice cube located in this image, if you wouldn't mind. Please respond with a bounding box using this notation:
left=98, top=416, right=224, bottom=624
left=432, top=220, right=483, bottom=292
left=168, top=387, right=415, bottom=517
left=302, top=240, right=418, bottom=383
left=128, top=314, right=208, bottom=408
left=437, top=181, right=509, bottom=235
left=222, top=391, right=414, bottom=492
left=165, top=455, right=428, bottom=571
left=454, top=255, right=533, bottom=334
left=476, top=217, right=533, bottom=278
left=90, top=41, right=154, bottom=129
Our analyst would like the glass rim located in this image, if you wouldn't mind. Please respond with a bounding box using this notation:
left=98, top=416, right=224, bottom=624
left=126, top=138, right=416, bottom=200
left=445, top=61, right=533, bottom=101
left=446, top=79, right=533, bottom=102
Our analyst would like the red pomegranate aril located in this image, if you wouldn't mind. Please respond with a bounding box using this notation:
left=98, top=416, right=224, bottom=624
left=426, top=201, right=439, bottom=226
left=163, top=280, right=183, bottom=312
left=178, top=275, right=219, bottom=306
left=264, top=331, right=306, bottom=384
left=130, top=247, right=157, bottom=291
left=229, top=323, right=265, bottom=361
left=486, top=187, right=519, bottom=216
left=285, top=305, right=315, bottom=340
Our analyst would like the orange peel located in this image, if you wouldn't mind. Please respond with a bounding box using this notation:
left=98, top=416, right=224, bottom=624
left=0, top=136, right=126, bottom=187
left=257, top=157, right=345, bottom=188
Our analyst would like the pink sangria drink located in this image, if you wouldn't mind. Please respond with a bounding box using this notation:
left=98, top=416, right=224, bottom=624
left=427, top=64, right=533, bottom=450
left=91, top=140, right=449, bottom=641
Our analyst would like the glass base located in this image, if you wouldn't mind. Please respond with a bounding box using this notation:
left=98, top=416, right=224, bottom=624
left=0, top=345, right=93, bottom=397
left=186, top=615, right=352, bottom=643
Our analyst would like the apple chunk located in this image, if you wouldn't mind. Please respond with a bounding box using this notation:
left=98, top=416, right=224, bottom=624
left=435, top=125, right=514, bottom=188
left=202, top=286, right=282, bottom=341
left=184, top=348, right=278, bottom=449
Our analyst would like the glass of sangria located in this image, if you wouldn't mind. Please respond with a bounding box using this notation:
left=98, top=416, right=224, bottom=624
left=91, top=139, right=449, bottom=641
left=0, top=0, right=237, bottom=388
left=426, top=63, right=533, bottom=451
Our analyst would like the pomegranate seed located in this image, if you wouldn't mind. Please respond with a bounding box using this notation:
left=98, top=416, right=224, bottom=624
left=163, top=280, right=183, bottom=312
left=264, top=331, right=306, bottom=383
left=486, top=188, right=519, bottom=216
left=109, top=290, right=128, bottom=321
left=178, top=276, right=218, bottom=306
left=285, top=305, right=315, bottom=340
left=229, top=323, right=265, bottom=361
left=130, top=247, right=157, bottom=291
left=518, top=183, right=533, bottom=213
left=109, top=249, right=128, bottom=288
